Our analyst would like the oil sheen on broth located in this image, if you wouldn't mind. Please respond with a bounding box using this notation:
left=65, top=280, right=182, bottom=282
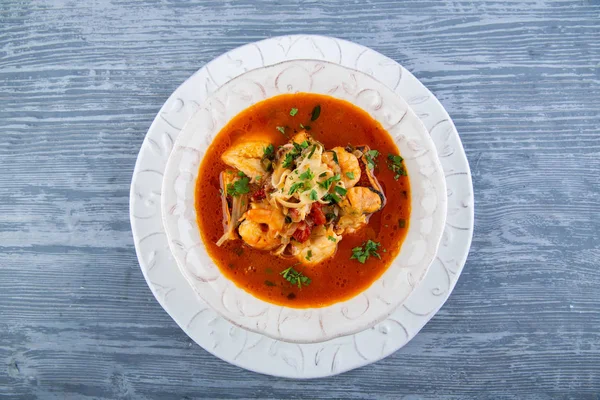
left=195, top=93, right=410, bottom=308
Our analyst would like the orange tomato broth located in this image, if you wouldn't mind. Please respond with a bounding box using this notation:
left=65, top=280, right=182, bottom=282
left=195, top=93, right=410, bottom=308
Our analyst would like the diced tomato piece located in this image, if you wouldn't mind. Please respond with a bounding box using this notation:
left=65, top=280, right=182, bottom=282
left=310, top=202, right=327, bottom=226
left=292, top=222, right=311, bottom=243
left=252, top=189, right=266, bottom=201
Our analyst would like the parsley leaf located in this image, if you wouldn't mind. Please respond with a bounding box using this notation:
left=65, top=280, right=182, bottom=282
left=282, top=152, right=296, bottom=168
left=288, top=182, right=305, bottom=195
left=300, top=123, right=311, bottom=131
left=299, top=168, right=314, bottom=181
left=290, top=107, right=298, bottom=116
left=300, top=140, right=309, bottom=149
left=323, top=192, right=341, bottom=204
left=264, top=144, right=275, bottom=158
left=364, top=149, right=379, bottom=170
left=308, top=144, right=317, bottom=159
left=387, top=153, right=407, bottom=180
left=329, top=150, right=339, bottom=164
left=327, top=235, right=337, bottom=242
left=280, top=265, right=311, bottom=289
left=309, top=189, right=318, bottom=201
left=318, top=174, right=341, bottom=190
left=306, top=250, right=312, bottom=261
left=334, top=185, right=347, bottom=196
left=351, top=240, right=382, bottom=263
left=276, top=126, right=286, bottom=134
left=345, top=171, right=355, bottom=179
left=311, top=105, right=321, bottom=121
left=226, top=176, right=250, bottom=197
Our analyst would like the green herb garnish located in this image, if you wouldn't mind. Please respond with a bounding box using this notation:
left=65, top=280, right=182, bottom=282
left=365, top=149, right=379, bottom=170
left=351, top=240, right=382, bottom=263
left=318, top=174, right=341, bottom=190
left=288, top=182, right=305, bottom=195
left=387, top=153, right=407, bottom=180
left=290, top=107, right=298, bottom=116
left=311, top=105, right=321, bottom=121
left=327, top=235, right=337, bottom=242
left=280, top=265, right=311, bottom=289
left=299, top=168, right=314, bottom=181
left=265, top=280, right=276, bottom=287
left=226, top=176, right=250, bottom=197
left=329, top=150, right=339, bottom=164
left=306, top=250, right=312, bottom=261
left=308, top=144, right=317, bottom=159
left=300, top=123, right=311, bottom=131
left=323, top=192, right=341, bottom=204
left=264, top=144, right=275, bottom=158
left=334, top=185, right=347, bottom=196
left=398, top=219, right=406, bottom=228
left=276, top=126, right=286, bottom=134
left=300, top=140, right=309, bottom=149
left=345, top=171, right=355, bottom=179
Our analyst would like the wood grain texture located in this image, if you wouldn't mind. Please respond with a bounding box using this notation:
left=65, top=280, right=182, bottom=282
left=1, top=0, right=599, bottom=398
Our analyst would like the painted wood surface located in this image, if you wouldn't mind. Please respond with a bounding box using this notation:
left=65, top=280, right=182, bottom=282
left=1, top=0, right=599, bottom=398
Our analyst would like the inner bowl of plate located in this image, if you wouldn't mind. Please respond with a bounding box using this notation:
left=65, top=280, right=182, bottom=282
left=161, top=60, right=447, bottom=343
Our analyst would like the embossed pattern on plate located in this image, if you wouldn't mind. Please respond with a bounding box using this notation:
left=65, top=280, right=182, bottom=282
left=130, top=35, right=473, bottom=378
left=161, top=60, right=447, bottom=343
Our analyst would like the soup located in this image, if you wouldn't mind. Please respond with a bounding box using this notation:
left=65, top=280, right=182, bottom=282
left=195, top=93, right=410, bottom=308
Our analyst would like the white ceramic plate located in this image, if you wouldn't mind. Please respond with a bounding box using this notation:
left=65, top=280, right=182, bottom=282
left=130, top=35, right=473, bottom=378
left=161, top=59, right=447, bottom=343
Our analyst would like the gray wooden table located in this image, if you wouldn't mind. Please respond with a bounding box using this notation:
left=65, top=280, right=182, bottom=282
left=2, top=1, right=599, bottom=398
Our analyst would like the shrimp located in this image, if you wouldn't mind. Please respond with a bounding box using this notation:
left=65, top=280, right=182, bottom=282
left=292, top=225, right=341, bottom=266
left=222, top=140, right=271, bottom=180
left=336, top=187, right=383, bottom=234
left=238, top=207, right=285, bottom=250
left=322, top=147, right=361, bottom=188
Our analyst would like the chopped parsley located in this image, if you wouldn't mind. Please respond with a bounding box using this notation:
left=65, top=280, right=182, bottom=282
left=292, top=142, right=302, bottom=152
left=323, top=192, right=341, bottom=204
left=318, top=174, right=341, bottom=190
left=282, top=153, right=294, bottom=168
left=308, top=144, right=317, bottom=159
left=345, top=171, right=355, bottom=179
left=351, top=240, right=382, bottom=263
left=288, top=182, right=305, bottom=195
left=387, top=153, right=407, bottom=180
left=280, top=265, right=311, bottom=289
left=300, top=140, right=310, bottom=149
left=299, top=168, right=314, bottom=181
left=327, top=235, right=337, bottom=242
left=264, top=280, right=276, bottom=287
left=305, top=250, right=312, bottom=261
left=290, top=107, right=298, bottom=116
left=325, top=212, right=337, bottom=221
left=365, top=149, right=379, bottom=170
left=300, top=123, right=311, bottom=131
left=334, top=185, right=347, bottom=196
left=329, top=150, right=339, bottom=164
left=276, top=126, right=286, bottom=134
left=237, top=171, right=245, bottom=177
left=255, top=175, right=261, bottom=181
left=263, top=144, right=275, bottom=158
left=226, top=176, right=250, bottom=197
left=311, top=105, right=321, bottom=121
left=398, top=219, right=406, bottom=228
left=309, top=189, right=318, bottom=201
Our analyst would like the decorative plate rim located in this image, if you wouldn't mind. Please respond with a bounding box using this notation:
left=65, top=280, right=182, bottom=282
left=160, top=59, right=447, bottom=343
left=130, top=34, right=473, bottom=378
